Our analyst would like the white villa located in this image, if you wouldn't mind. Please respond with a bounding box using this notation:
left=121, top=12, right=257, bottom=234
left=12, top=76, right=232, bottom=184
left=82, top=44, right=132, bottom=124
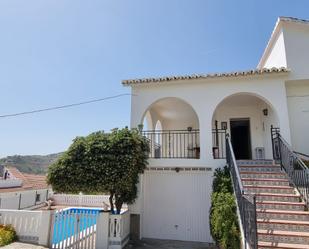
left=123, top=17, right=309, bottom=248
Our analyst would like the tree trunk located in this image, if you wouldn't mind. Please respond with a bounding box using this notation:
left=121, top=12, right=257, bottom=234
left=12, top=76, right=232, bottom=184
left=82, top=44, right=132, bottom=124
left=109, top=191, right=114, bottom=213
left=115, top=194, right=123, bottom=214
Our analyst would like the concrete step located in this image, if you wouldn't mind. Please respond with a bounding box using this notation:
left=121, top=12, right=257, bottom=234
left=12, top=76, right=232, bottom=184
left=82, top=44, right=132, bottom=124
left=258, top=229, right=309, bottom=245
left=257, top=219, right=309, bottom=232
left=252, top=193, right=301, bottom=203
left=242, top=178, right=290, bottom=186
left=244, top=185, right=295, bottom=194
left=256, top=201, right=306, bottom=211
left=258, top=241, right=309, bottom=249
left=240, top=171, right=288, bottom=179
left=237, top=160, right=274, bottom=166
left=257, top=209, right=309, bottom=221
left=239, top=165, right=282, bottom=173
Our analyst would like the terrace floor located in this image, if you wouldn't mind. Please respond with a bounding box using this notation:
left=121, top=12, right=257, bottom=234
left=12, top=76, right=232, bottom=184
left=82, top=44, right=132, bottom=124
left=125, top=239, right=217, bottom=249
left=3, top=243, right=47, bottom=249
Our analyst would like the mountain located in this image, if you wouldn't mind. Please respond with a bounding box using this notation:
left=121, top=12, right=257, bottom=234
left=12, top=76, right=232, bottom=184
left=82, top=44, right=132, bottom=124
left=0, top=153, right=62, bottom=175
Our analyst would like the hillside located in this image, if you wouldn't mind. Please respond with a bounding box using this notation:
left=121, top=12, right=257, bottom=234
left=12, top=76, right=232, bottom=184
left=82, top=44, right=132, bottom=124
left=0, top=153, right=62, bottom=175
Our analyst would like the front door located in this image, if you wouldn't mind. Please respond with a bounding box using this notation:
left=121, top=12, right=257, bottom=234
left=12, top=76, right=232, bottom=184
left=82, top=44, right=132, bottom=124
left=230, top=119, right=251, bottom=160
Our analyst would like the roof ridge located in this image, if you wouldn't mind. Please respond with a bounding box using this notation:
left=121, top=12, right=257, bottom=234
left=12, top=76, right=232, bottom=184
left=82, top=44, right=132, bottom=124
left=122, top=67, right=289, bottom=85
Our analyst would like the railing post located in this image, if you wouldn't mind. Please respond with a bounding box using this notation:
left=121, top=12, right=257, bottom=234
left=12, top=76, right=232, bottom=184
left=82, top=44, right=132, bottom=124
left=96, top=211, right=110, bottom=249
left=18, top=193, right=21, bottom=210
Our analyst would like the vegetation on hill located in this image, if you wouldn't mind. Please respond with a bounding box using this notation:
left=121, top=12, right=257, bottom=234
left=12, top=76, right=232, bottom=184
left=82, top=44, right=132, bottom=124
left=0, top=153, right=62, bottom=175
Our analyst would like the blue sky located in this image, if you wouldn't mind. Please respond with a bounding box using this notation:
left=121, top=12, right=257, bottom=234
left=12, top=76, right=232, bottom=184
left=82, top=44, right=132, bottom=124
left=0, top=0, right=308, bottom=157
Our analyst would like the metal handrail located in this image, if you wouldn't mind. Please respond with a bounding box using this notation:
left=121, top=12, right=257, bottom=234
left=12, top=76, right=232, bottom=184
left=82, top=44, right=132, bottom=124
left=226, top=135, right=244, bottom=191
left=226, top=134, right=258, bottom=249
left=271, top=126, right=309, bottom=206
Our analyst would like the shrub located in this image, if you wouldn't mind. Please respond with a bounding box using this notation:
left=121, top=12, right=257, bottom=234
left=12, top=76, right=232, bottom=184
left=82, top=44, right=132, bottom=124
left=0, top=225, right=17, bottom=246
left=210, top=166, right=240, bottom=249
left=212, top=166, right=233, bottom=194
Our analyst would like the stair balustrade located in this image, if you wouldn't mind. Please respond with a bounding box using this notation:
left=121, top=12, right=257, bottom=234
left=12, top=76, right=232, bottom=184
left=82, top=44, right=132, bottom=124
left=226, top=134, right=258, bottom=249
left=271, top=126, right=309, bottom=207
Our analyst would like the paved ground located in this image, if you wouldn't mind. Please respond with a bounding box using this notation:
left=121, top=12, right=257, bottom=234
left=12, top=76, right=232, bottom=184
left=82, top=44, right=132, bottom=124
left=125, top=239, right=217, bottom=249
left=4, top=239, right=217, bottom=249
left=2, top=243, right=47, bottom=249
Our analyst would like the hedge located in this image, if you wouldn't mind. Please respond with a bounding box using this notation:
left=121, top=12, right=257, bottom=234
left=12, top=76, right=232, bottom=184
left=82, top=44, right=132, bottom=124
left=210, top=166, right=240, bottom=249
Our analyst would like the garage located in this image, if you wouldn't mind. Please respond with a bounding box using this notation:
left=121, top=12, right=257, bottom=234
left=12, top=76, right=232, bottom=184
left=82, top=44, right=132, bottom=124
left=142, top=170, right=212, bottom=242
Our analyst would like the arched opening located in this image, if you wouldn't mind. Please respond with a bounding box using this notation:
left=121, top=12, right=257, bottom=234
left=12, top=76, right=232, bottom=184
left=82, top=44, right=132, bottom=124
left=212, top=93, right=279, bottom=160
left=141, top=97, right=200, bottom=159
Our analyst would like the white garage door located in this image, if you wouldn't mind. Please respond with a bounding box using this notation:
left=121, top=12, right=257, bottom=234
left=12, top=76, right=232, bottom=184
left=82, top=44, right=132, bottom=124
left=142, top=170, right=212, bottom=242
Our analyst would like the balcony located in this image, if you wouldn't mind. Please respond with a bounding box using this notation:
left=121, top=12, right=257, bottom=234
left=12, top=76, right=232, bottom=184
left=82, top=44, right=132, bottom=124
left=143, top=129, right=200, bottom=159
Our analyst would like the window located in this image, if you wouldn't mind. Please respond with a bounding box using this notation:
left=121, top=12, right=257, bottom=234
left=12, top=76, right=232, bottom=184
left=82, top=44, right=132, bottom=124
left=35, top=193, right=41, bottom=202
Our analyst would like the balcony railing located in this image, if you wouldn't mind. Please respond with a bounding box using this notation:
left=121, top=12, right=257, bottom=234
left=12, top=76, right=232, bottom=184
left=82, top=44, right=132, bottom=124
left=142, top=129, right=200, bottom=159
left=212, top=128, right=227, bottom=159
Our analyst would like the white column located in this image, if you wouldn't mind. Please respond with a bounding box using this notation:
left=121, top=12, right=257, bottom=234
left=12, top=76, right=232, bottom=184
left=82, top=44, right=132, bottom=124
left=38, top=210, right=53, bottom=246
left=96, top=211, right=110, bottom=249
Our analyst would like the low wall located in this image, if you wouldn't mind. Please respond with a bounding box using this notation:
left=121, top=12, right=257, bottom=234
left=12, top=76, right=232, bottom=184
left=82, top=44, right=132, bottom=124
left=0, top=189, right=51, bottom=210
left=0, top=209, right=52, bottom=246
left=52, top=194, right=127, bottom=209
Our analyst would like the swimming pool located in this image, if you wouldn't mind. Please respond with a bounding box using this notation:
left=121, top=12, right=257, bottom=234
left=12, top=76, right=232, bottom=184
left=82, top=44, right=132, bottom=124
left=52, top=207, right=102, bottom=244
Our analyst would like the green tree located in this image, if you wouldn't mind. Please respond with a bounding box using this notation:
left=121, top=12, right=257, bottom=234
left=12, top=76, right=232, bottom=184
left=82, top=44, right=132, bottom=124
left=47, top=128, right=149, bottom=214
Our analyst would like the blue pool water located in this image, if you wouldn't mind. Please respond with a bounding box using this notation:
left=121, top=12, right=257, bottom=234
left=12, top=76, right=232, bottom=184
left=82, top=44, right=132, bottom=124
left=52, top=208, right=102, bottom=244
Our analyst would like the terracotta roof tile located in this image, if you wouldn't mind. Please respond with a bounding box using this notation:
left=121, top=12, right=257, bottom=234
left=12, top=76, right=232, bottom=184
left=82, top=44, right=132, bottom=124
left=122, top=67, right=289, bottom=86
left=0, top=167, right=49, bottom=193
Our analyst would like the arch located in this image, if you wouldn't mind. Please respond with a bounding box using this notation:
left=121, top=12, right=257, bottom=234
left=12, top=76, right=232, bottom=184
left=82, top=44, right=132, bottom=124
left=211, top=92, right=279, bottom=160
left=143, top=110, right=153, bottom=131
left=140, top=97, right=200, bottom=130
left=155, top=120, right=162, bottom=131
left=212, top=92, right=279, bottom=122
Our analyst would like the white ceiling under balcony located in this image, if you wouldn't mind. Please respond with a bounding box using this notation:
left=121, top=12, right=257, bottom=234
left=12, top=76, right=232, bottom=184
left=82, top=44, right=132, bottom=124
left=149, top=97, right=199, bottom=124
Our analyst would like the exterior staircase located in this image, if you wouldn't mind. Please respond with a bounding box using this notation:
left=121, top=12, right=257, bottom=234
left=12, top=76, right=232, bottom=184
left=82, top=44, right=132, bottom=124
left=238, top=160, right=309, bottom=249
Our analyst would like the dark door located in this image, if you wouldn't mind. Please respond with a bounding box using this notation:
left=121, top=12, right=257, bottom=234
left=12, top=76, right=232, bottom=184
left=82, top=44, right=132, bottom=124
left=230, top=119, right=251, bottom=160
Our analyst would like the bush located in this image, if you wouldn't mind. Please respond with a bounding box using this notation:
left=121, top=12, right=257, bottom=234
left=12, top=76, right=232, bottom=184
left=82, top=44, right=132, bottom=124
left=0, top=225, right=17, bottom=246
left=210, top=166, right=240, bottom=249
left=212, top=166, right=233, bottom=194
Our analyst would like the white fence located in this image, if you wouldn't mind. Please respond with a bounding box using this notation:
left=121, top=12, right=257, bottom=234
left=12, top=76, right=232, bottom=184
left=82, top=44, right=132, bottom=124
left=0, top=194, right=130, bottom=249
left=0, top=209, right=130, bottom=249
left=109, top=210, right=130, bottom=249
left=0, top=189, right=51, bottom=210
left=0, top=209, right=52, bottom=246
left=52, top=194, right=128, bottom=209
left=50, top=209, right=100, bottom=249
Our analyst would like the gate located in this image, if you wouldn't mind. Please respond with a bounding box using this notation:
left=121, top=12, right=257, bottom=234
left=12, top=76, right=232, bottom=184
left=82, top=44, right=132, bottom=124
left=50, top=208, right=100, bottom=249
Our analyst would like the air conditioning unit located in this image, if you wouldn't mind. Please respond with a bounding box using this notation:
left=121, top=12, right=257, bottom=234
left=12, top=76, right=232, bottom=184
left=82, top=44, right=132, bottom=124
left=255, top=147, right=265, bottom=159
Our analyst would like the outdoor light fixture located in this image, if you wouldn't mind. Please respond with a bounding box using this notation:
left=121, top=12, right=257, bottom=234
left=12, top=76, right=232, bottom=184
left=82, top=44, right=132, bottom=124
left=263, top=108, right=268, bottom=116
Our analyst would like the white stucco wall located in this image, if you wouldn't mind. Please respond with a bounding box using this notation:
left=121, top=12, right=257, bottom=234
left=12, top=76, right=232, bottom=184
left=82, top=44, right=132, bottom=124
left=262, top=28, right=287, bottom=69
left=286, top=80, right=309, bottom=155
left=283, top=23, right=309, bottom=80
left=212, top=100, right=278, bottom=159
left=130, top=75, right=291, bottom=166
left=0, top=189, right=50, bottom=210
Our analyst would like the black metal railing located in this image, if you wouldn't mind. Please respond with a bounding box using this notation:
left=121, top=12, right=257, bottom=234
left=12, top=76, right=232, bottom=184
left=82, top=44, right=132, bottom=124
left=142, top=129, right=200, bottom=159
left=226, top=134, right=258, bottom=249
left=271, top=126, right=309, bottom=207
left=212, top=128, right=227, bottom=159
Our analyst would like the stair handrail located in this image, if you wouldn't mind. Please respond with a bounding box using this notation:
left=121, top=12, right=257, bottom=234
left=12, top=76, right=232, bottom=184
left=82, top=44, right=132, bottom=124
left=226, top=134, right=258, bottom=249
left=226, top=134, right=244, bottom=192
left=271, top=126, right=309, bottom=206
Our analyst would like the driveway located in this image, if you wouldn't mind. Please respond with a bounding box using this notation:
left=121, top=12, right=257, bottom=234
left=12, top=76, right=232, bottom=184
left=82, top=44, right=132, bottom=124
left=125, top=239, right=217, bottom=249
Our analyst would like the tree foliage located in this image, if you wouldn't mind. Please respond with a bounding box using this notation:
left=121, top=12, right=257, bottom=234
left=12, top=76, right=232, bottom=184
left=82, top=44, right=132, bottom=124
left=47, top=128, right=149, bottom=213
